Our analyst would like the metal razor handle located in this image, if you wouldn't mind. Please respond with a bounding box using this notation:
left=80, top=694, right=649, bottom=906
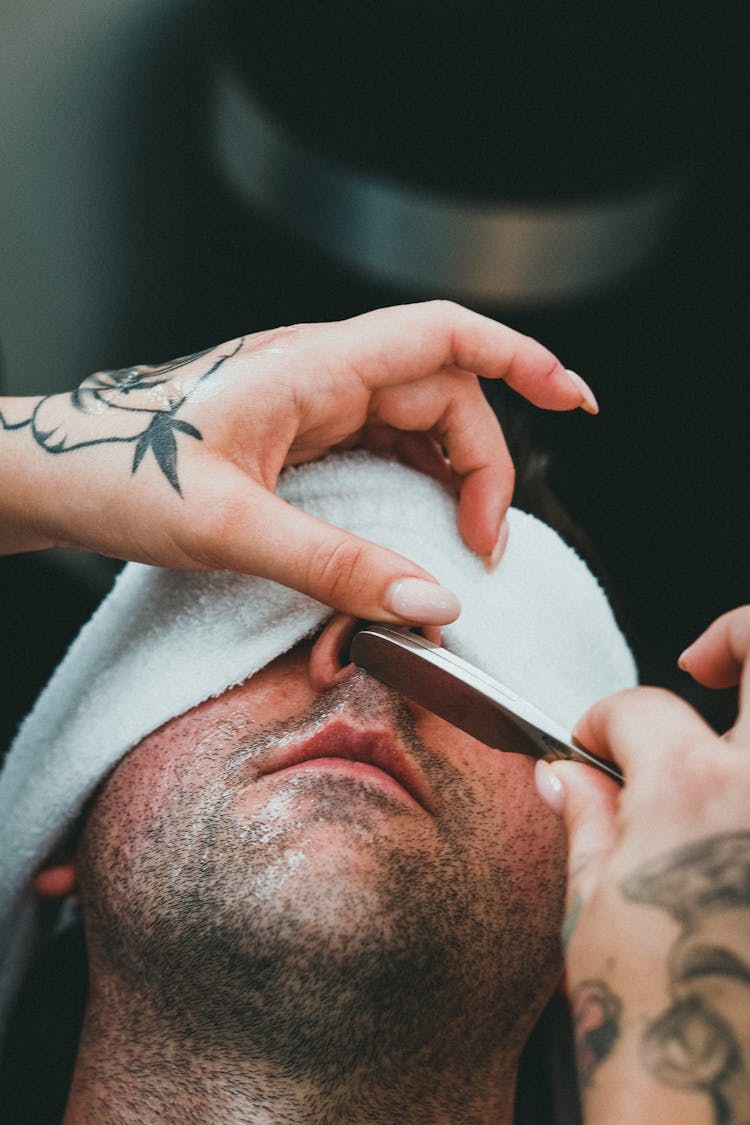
left=538, top=732, right=623, bottom=785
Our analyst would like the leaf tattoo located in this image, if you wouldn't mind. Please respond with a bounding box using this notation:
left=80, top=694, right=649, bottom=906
left=0, top=338, right=244, bottom=495
left=131, top=414, right=203, bottom=496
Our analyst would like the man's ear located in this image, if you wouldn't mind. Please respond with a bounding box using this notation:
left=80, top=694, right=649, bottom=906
left=33, top=855, right=78, bottom=899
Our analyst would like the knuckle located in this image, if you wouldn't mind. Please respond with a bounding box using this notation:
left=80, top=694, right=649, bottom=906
left=499, top=458, right=516, bottom=494
left=728, top=606, right=750, bottom=646
left=243, top=322, right=303, bottom=359
left=307, top=537, right=369, bottom=605
left=586, top=686, right=670, bottom=744
left=538, top=351, right=562, bottom=385
left=427, top=298, right=462, bottom=318
left=589, top=685, right=642, bottom=719
left=620, top=685, right=671, bottom=712
left=636, top=685, right=677, bottom=708
left=426, top=300, right=465, bottom=351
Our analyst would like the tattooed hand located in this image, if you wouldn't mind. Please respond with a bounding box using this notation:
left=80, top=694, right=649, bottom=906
left=536, top=605, right=750, bottom=1124
left=0, top=301, right=593, bottom=622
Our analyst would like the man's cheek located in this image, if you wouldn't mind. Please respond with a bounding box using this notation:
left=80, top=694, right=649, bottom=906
left=414, top=713, right=542, bottom=805
left=482, top=790, right=568, bottom=922
left=471, top=751, right=558, bottom=839
left=82, top=753, right=198, bottom=874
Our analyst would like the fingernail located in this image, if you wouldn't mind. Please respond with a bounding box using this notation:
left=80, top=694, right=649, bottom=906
left=483, top=518, right=509, bottom=572
left=565, top=369, right=599, bottom=415
left=535, top=759, right=565, bottom=814
left=677, top=645, right=693, bottom=670
left=384, top=578, right=461, bottom=624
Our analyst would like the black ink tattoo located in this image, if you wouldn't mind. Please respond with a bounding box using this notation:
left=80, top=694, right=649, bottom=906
left=570, top=978, right=622, bottom=1087
left=0, top=338, right=244, bottom=495
left=623, top=832, right=750, bottom=1125
left=129, top=413, right=202, bottom=495
left=0, top=411, right=31, bottom=432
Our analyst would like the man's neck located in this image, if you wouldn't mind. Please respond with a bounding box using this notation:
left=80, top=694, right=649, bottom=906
left=63, top=994, right=520, bottom=1125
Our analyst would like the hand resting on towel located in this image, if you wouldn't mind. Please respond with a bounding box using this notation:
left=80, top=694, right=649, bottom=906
left=0, top=301, right=596, bottom=623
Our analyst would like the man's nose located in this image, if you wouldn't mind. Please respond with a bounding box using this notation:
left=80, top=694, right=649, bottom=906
left=308, top=614, right=359, bottom=692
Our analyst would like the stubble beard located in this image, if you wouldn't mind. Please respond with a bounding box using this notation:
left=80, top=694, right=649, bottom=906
left=77, top=674, right=564, bottom=1109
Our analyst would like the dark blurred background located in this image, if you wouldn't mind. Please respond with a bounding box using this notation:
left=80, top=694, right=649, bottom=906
left=1, top=0, right=748, bottom=755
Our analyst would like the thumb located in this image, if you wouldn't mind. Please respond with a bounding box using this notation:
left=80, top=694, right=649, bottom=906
left=535, top=759, right=620, bottom=910
left=193, top=480, right=461, bottom=624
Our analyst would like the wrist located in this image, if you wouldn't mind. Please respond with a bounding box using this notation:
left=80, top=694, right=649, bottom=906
left=0, top=396, right=61, bottom=554
left=568, top=909, right=727, bottom=1125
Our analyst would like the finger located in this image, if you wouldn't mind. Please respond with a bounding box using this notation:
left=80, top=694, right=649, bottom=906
left=536, top=760, right=620, bottom=909
left=191, top=477, right=462, bottom=624
left=355, top=427, right=454, bottom=488
left=573, top=686, right=716, bottom=787
left=372, top=368, right=513, bottom=557
left=391, top=432, right=455, bottom=487
left=432, top=374, right=513, bottom=559
left=324, top=301, right=595, bottom=412
left=679, top=605, right=750, bottom=690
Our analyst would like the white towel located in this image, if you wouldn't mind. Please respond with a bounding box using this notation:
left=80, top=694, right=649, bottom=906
left=0, top=451, right=637, bottom=1040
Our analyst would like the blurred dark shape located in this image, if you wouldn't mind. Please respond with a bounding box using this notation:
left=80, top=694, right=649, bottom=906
left=215, top=4, right=704, bottom=198
left=0, top=912, right=87, bottom=1125
left=209, top=5, right=717, bottom=305
left=0, top=556, right=115, bottom=761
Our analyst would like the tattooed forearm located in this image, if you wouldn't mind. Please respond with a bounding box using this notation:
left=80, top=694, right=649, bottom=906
left=0, top=338, right=244, bottom=495
left=622, top=832, right=750, bottom=1125
left=571, top=979, right=622, bottom=1087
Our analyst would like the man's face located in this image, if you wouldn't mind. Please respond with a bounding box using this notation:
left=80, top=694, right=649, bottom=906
left=75, top=621, right=567, bottom=1082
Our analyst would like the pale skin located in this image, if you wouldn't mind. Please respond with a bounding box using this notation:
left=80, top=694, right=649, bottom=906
left=32, top=590, right=750, bottom=1117
left=536, top=604, right=750, bottom=1125
left=0, top=300, right=596, bottom=624
left=37, top=614, right=567, bottom=1125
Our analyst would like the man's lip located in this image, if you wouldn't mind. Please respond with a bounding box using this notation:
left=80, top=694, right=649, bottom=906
left=258, top=721, right=432, bottom=812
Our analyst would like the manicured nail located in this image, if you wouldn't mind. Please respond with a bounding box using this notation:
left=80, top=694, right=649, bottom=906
left=535, top=759, right=565, bottom=814
left=483, top=518, right=509, bottom=572
left=384, top=578, right=461, bottom=624
left=565, top=369, right=599, bottom=415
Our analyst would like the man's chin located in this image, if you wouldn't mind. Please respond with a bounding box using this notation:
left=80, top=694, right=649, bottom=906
left=232, top=799, right=431, bottom=891
left=232, top=766, right=431, bottom=825
left=205, top=825, right=414, bottom=959
left=221, top=781, right=437, bottom=940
